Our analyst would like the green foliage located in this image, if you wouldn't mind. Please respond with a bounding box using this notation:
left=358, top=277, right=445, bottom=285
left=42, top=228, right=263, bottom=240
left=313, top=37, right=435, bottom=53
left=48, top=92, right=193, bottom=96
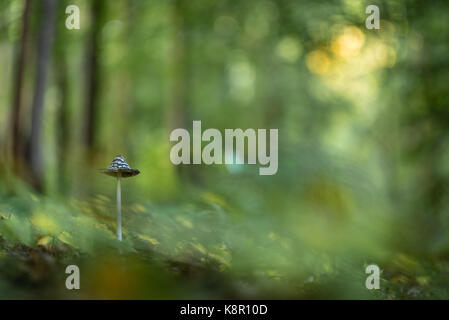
left=0, top=0, right=448, bottom=299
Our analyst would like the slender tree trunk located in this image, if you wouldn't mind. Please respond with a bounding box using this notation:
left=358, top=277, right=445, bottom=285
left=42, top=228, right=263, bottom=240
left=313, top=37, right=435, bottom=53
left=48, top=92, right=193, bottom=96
left=84, top=0, right=106, bottom=159
left=28, top=0, right=56, bottom=192
left=56, top=57, right=70, bottom=194
left=115, top=0, right=135, bottom=154
left=10, top=0, right=32, bottom=173
left=168, top=0, right=189, bottom=131
left=54, top=0, right=70, bottom=194
left=169, top=0, right=197, bottom=182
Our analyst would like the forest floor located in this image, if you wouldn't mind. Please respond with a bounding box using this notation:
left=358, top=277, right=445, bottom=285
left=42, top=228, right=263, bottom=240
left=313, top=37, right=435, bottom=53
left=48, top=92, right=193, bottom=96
left=1, top=190, right=449, bottom=299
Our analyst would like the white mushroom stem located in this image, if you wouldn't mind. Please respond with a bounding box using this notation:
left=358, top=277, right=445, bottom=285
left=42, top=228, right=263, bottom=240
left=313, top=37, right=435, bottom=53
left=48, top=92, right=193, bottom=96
left=116, top=175, right=122, bottom=241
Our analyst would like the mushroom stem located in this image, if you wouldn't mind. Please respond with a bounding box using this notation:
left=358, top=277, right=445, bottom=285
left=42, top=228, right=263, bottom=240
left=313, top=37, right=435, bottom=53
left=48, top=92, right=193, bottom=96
left=116, top=175, right=122, bottom=241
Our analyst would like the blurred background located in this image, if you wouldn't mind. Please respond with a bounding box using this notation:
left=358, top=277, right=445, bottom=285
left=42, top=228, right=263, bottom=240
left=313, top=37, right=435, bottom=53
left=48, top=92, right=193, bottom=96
left=0, top=0, right=448, bottom=299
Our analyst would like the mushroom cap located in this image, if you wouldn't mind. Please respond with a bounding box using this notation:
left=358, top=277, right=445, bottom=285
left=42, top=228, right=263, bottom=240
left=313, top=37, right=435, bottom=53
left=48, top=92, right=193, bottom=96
left=101, top=155, right=140, bottom=178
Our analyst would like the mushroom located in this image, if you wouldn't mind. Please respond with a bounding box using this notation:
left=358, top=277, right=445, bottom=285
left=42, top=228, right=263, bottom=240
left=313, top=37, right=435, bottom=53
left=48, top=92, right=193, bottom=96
left=101, top=155, right=140, bottom=241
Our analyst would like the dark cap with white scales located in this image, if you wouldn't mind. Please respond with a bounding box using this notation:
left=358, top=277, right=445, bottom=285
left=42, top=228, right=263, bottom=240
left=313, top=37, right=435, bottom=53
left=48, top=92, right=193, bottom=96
left=101, top=155, right=140, bottom=178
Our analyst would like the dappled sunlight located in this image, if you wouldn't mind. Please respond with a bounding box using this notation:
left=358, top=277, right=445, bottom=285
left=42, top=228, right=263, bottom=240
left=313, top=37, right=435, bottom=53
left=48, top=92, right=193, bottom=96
left=276, top=36, right=302, bottom=63
left=331, top=26, right=365, bottom=59
left=228, top=58, right=256, bottom=103
left=306, top=50, right=331, bottom=75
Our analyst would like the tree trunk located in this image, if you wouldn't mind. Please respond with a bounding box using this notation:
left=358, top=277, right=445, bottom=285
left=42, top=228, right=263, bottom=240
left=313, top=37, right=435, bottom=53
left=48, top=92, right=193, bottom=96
left=28, top=0, right=56, bottom=192
left=54, top=0, right=70, bottom=194
left=10, top=0, right=32, bottom=173
left=84, top=0, right=106, bottom=159
left=169, top=0, right=197, bottom=182
left=168, top=0, right=189, bottom=131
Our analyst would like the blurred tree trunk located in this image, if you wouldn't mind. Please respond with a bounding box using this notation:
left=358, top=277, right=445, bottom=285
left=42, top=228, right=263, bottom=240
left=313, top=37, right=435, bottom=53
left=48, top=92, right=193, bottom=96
left=168, top=0, right=190, bottom=131
left=115, top=0, right=134, bottom=154
left=54, top=0, right=70, bottom=194
left=28, top=0, right=56, bottom=192
left=169, top=0, right=197, bottom=182
left=401, top=3, right=449, bottom=216
left=10, top=0, right=31, bottom=173
left=84, top=0, right=106, bottom=160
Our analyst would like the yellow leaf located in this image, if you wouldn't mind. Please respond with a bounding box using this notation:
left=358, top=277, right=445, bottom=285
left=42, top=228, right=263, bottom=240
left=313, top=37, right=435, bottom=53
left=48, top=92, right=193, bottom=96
left=138, top=235, right=159, bottom=245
